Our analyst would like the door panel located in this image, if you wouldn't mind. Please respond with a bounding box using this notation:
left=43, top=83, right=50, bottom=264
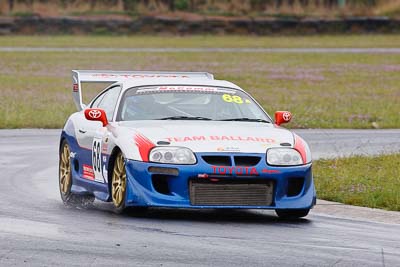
left=82, top=85, right=121, bottom=183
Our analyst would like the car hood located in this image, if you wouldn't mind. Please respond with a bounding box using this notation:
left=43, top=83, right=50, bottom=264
left=116, top=120, right=294, bottom=153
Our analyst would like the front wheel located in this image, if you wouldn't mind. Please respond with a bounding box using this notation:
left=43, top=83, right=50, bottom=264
left=275, top=209, right=310, bottom=219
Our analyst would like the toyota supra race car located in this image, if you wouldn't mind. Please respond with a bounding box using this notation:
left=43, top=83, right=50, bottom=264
left=59, top=70, right=316, bottom=218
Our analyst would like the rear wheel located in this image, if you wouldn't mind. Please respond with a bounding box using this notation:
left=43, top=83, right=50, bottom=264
left=59, top=140, right=94, bottom=207
left=59, top=140, right=73, bottom=203
left=275, top=209, right=310, bottom=219
left=111, top=152, right=127, bottom=213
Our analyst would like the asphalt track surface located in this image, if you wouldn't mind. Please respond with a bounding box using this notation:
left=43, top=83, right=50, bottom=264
left=2, top=47, right=400, bottom=53
left=0, top=129, right=399, bottom=266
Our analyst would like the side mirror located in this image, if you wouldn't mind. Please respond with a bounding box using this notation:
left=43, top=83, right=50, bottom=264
left=275, top=111, right=292, bottom=126
left=84, top=108, right=108, bottom=127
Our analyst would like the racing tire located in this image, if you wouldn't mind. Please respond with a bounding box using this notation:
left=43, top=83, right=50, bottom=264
left=111, top=151, right=128, bottom=213
left=59, top=140, right=74, bottom=204
left=59, top=140, right=94, bottom=207
left=275, top=209, right=310, bottom=219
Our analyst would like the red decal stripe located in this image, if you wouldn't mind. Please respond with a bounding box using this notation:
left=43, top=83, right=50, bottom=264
left=134, top=133, right=155, bottom=162
left=294, top=135, right=307, bottom=164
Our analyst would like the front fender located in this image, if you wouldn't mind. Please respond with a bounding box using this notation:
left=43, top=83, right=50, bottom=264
left=110, top=125, right=155, bottom=162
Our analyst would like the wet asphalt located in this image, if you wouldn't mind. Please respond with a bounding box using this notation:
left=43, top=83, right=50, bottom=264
left=0, top=129, right=399, bottom=266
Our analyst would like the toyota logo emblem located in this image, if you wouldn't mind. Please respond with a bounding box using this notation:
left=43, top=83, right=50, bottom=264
left=88, top=110, right=101, bottom=119
left=283, top=112, right=291, bottom=121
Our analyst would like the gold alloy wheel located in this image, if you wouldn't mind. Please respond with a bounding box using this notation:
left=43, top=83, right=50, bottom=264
left=111, top=152, right=126, bottom=208
left=59, top=143, right=72, bottom=195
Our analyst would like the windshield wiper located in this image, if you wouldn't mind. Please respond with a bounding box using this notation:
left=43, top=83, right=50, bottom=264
left=158, top=116, right=212, bottom=120
left=219, top=118, right=271, bottom=123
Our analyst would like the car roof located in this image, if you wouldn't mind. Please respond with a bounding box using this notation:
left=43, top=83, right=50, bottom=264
left=72, top=70, right=246, bottom=111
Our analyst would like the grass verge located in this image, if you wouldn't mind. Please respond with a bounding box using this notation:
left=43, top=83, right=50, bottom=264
left=1, top=35, right=400, bottom=48
left=0, top=35, right=399, bottom=128
left=313, top=154, right=400, bottom=211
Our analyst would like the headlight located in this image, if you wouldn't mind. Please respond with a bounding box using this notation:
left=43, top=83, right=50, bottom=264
left=149, top=147, right=196, bottom=164
left=267, top=148, right=303, bottom=166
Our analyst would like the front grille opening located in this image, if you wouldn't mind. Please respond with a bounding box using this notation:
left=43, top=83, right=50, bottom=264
left=287, top=177, right=305, bottom=197
left=234, top=156, right=261, bottom=166
left=202, top=156, right=232, bottom=166
left=190, top=179, right=274, bottom=206
left=152, top=175, right=171, bottom=195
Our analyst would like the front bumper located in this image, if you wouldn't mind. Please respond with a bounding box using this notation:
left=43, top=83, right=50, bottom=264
left=125, top=153, right=316, bottom=209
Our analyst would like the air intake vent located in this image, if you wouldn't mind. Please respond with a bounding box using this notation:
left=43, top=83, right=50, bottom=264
left=202, top=156, right=232, bottom=166
left=152, top=175, right=171, bottom=195
left=189, top=179, right=273, bottom=206
left=287, top=177, right=304, bottom=197
left=234, top=156, right=261, bottom=166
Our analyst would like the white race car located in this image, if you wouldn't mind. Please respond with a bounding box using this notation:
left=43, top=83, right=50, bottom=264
left=59, top=70, right=316, bottom=218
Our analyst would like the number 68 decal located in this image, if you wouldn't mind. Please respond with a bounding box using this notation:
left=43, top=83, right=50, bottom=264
left=92, top=138, right=105, bottom=183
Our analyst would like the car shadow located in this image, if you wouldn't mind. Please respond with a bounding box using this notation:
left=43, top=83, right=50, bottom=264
left=62, top=200, right=311, bottom=225
left=120, top=206, right=312, bottom=225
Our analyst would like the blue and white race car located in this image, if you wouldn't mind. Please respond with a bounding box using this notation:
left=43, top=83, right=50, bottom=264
left=59, top=70, right=316, bottom=218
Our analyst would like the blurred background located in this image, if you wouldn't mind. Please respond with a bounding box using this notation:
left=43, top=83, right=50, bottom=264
left=1, top=0, right=399, bottom=18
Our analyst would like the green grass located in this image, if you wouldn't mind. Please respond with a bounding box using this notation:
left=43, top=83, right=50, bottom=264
left=313, top=154, right=400, bottom=211
left=0, top=35, right=399, bottom=128
left=1, top=35, right=400, bottom=48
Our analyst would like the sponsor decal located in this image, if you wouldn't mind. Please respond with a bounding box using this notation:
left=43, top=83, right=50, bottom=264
left=102, top=143, right=108, bottom=154
left=261, top=169, right=280, bottom=174
left=217, top=146, right=240, bottom=152
left=102, top=165, right=108, bottom=184
left=82, top=164, right=95, bottom=180
left=88, top=110, right=102, bottom=119
left=136, top=86, right=235, bottom=94
left=134, top=133, right=155, bottom=162
left=92, top=74, right=190, bottom=79
left=283, top=112, right=291, bottom=122
left=160, top=86, right=215, bottom=91
left=73, top=83, right=79, bottom=92
left=203, top=167, right=279, bottom=177
left=212, top=166, right=259, bottom=176
left=166, top=136, right=276, bottom=143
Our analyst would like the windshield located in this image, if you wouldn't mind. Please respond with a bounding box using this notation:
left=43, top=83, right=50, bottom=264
left=117, top=85, right=271, bottom=123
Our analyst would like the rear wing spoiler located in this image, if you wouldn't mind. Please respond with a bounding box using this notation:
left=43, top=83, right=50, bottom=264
left=72, top=70, right=214, bottom=111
